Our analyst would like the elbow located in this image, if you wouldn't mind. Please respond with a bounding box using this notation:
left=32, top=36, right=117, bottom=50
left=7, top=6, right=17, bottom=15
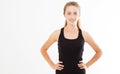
left=40, top=47, right=44, bottom=54
left=96, top=49, right=103, bottom=57
left=40, top=47, right=47, bottom=55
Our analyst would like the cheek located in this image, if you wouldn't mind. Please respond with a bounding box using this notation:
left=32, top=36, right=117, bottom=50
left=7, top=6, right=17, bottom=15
left=64, top=14, right=79, bottom=20
left=64, top=15, right=70, bottom=19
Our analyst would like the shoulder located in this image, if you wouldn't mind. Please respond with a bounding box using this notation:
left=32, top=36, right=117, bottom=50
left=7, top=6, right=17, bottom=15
left=81, top=29, right=93, bottom=42
left=49, top=28, right=62, bottom=41
left=51, top=29, right=61, bottom=36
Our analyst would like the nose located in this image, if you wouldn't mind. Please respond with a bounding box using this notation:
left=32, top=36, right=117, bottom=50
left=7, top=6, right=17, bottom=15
left=70, top=14, right=75, bottom=19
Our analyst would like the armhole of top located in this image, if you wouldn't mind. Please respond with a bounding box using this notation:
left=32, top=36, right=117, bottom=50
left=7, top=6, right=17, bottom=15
left=79, top=28, right=86, bottom=42
left=57, top=28, right=63, bottom=41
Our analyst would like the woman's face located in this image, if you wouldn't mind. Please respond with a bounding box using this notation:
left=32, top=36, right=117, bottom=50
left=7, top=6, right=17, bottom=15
left=64, top=6, right=80, bottom=25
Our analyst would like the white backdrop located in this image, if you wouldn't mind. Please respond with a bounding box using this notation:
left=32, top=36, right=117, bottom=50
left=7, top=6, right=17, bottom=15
left=0, top=0, right=120, bottom=74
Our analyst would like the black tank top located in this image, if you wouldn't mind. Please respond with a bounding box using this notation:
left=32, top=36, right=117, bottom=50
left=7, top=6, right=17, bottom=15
left=58, top=27, right=85, bottom=66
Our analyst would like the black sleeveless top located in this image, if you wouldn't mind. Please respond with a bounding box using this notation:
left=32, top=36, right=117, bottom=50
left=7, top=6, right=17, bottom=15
left=56, top=27, right=85, bottom=74
left=58, top=27, right=85, bottom=62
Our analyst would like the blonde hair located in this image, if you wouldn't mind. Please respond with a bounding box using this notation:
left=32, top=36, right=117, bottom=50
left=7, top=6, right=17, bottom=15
left=63, top=1, right=80, bottom=28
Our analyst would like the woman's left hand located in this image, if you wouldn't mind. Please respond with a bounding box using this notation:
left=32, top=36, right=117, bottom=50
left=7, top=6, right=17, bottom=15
left=77, top=61, right=87, bottom=69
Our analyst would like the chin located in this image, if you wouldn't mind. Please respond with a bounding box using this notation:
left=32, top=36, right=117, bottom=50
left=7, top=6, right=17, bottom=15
left=69, top=22, right=76, bottom=25
left=68, top=20, right=77, bottom=24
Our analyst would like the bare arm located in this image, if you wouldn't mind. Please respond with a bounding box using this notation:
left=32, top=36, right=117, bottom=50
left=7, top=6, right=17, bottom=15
left=40, top=29, right=64, bottom=70
left=40, top=30, right=58, bottom=67
left=83, top=31, right=103, bottom=68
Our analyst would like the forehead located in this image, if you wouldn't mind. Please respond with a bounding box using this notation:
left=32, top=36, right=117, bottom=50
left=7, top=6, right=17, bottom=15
left=65, top=5, right=79, bottom=12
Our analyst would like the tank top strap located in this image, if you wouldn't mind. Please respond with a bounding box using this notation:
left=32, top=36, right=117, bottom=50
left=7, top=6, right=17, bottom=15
left=78, top=27, right=82, bottom=33
left=61, top=27, right=64, bottom=32
left=78, top=28, right=85, bottom=41
left=60, top=27, right=64, bottom=36
left=58, top=27, right=64, bottom=41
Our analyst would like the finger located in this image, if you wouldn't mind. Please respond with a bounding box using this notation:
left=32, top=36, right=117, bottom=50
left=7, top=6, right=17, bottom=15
left=78, top=64, right=86, bottom=69
left=78, top=62, right=83, bottom=66
left=78, top=65, right=84, bottom=69
left=78, top=63, right=85, bottom=67
left=59, top=64, right=64, bottom=67
left=80, top=67, right=84, bottom=69
left=58, top=61, right=64, bottom=66
left=80, top=66, right=86, bottom=69
left=77, top=64, right=83, bottom=67
left=59, top=61, right=63, bottom=64
left=56, top=64, right=64, bottom=70
left=79, top=61, right=83, bottom=64
left=57, top=66, right=64, bottom=71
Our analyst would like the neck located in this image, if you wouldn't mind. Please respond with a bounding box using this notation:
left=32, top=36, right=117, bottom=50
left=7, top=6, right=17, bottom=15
left=66, top=23, right=78, bottom=29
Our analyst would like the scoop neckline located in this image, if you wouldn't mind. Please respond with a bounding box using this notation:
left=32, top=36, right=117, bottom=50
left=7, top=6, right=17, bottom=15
left=62, top=28, right=79, bottom=40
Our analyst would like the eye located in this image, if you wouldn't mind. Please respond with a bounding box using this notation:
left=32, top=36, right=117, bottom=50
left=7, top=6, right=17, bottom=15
left=67, top=12, right=71, bottom=15
left=74, top=12, right=77, bottom=15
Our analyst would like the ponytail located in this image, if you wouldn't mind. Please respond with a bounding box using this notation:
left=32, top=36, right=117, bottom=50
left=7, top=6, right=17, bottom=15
left=77, top=19, right=80, bottom=28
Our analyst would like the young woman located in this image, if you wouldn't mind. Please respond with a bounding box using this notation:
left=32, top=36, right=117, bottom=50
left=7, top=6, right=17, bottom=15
left=40, top=1, right=102, bottom=74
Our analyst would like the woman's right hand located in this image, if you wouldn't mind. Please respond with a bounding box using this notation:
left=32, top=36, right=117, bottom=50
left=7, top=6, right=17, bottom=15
left=52, top=61, right=64, bottom=71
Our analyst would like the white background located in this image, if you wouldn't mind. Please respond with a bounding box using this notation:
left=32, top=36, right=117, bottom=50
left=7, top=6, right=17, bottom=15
left=0, top=0, right=120, bottom=74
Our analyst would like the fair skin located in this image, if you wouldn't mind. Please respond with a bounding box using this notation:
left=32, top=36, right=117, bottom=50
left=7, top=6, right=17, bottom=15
left=41, top=5, right=102, bottom=71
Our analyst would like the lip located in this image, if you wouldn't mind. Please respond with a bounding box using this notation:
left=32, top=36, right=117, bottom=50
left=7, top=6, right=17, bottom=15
left=69, top=19, right=76, bottom=22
